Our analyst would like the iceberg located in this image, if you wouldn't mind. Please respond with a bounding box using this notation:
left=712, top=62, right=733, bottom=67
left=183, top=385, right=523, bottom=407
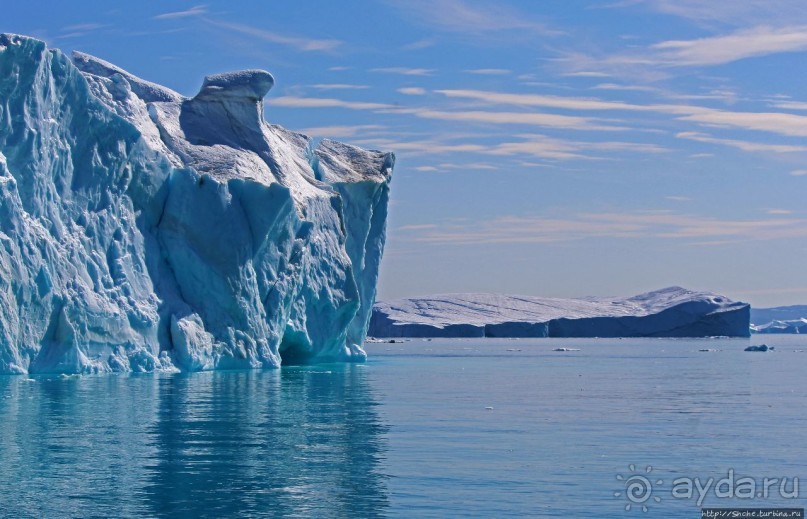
left=751, top=319, right=807, bottom=334
left=0, top=34, right=394, bottom=374
left=369, top=287, right=750, bottom=338
left=751, top=306, right=807, bottom=334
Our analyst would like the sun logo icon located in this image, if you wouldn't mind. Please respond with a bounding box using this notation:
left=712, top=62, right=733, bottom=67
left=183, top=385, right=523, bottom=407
left=614, top=464, right=664, bottom=512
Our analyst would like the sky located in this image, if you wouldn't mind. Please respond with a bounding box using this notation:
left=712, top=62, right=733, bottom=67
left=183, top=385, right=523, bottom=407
left=5, top=0, right=807, bottom=307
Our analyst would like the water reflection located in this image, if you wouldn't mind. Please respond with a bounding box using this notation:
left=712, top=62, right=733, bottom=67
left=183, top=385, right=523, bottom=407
left=0, top=365, right=388, bottom=518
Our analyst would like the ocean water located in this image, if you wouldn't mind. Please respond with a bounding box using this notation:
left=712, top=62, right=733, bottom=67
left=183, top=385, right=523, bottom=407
left=1, top=337, right=806, bottom=518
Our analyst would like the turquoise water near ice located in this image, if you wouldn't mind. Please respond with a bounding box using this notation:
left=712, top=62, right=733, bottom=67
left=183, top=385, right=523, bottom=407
left=1, top=337, right=806, bottom=517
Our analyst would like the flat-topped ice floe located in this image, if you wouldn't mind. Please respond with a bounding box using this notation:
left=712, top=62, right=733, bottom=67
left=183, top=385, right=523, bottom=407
left=0, top=34, right=394, bottom=374
left=369, top=287, right=750, bottom=338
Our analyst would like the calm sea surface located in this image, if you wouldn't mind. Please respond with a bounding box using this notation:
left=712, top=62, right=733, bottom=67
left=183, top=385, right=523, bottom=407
left=1, top=337, right=806, bottom=518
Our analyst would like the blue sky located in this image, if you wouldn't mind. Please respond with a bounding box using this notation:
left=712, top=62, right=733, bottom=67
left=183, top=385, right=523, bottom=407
left=6, top=1, right=807, bottom=306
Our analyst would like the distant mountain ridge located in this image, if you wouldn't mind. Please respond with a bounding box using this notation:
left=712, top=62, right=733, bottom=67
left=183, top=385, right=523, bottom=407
left=369, top=287, right=750, bottom=338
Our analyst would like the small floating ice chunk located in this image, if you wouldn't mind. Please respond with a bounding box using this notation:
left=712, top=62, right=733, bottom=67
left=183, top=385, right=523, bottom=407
left=744, top=344, right=772, bottom=352
left=553, top=347, right=580, bottom=352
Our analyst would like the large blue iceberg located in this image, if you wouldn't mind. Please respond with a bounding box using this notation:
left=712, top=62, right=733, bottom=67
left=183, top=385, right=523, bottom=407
left=0, top=34, right=394, bottom=374
left=369, top=287, right=750, bottom=338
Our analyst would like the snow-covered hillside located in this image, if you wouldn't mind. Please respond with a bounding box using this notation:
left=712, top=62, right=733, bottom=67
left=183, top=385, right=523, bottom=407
left=0, top=34, right=393, bottom=374
left=369, top=287, right=749, bottom=338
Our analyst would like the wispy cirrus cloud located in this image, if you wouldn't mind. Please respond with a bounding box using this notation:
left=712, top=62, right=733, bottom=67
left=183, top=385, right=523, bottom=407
left=650, top=25, right=807, bottom=66
left=61, top=23, right=107, bottom=32
left=484, top=134, right=668, bottom=160
left=296, top=125, right=385, bottom=139
left=635, top=0, right=807, bottom=26
left=390, top=107, right=627, bottom=131
left=398, top=87, right=427, bottom=95
left=55, top=23, right=109, bottom=39
left=559, top=21, right=807, bottom=83
left=357, top=133, right=668, bottom=161
left=593, top=83, right=660, bottom=93
left=370, top=67, right=435, bottom=76
left=403, top=38, right=437, bottom=50
left=405, top=211, right=807, bottom=245
left=270, top=91, right=627, bottom=131
left=677, top=111, right=807, bottom=137
left=465, top=68, right=512, bottom=75
left=387, top=0, right=559, bottom=36
left=268, top=96, right=393, bottom=110
left=434, top=88, right=807, bottom=138
left=769, top=100, right=807, bottom=111
left=204, top=19, right=343, bottom=52
left=310, top=84, right=369, bottom=90
left=154, top=5, right=207, bottom=20
left=676, top=132, right=807, bottom=153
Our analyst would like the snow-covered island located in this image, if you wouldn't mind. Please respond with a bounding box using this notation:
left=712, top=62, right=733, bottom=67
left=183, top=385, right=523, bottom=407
left=369, top=287, right=750, bottom=338
left=0, top=34, right=393, bottom=374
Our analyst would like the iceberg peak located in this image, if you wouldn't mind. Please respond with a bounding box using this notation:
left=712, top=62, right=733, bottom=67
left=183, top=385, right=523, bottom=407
left=195, top=69, right=275, bottom=102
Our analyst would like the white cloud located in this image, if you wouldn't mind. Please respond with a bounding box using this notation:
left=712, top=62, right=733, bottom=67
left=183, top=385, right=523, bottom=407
left=354, top=138, right=488, bottom=155
left=371, top=67, right=435, bottom=76
left=61, top=23, right=107, bottom=31
left=562, top=71, right=612, bottom=78
left=387, top=0, right=559, bottom=36
left=268, top=96, right=393, bottom=110
left=398, top=87, right=426, bottom=95
left=310, top=84, right=369, bottom=90
left=394, top=107, right=627, bottom=131
left=296, top=125, right=384, bottom=138
left=771, top=100, right=807, bottom=111
left=638, top=0, right=807, bottom=26
left=593, top=83, right=659, bottom=92
left=403, top=38, right=437, bottom=50
left=205, top=19, right=342, bottom=52
left=790, top=169, right=807, bottom=176
left=677, top=110, right=807, bottom=137
left=677, top=132, right=807, bottom=153
left=486, top=134, right=668, bottom=160
left=465, top=68, right=512, bottom=75
left=436, top=163, right=499, bottom=170
left=434, top=88, right=807, bottom=138
left=435, top=88, right=656, bottom=112
left=154, top=5, right=207, bottom=20
left=651, top=25, right=807, bottom=66
left=406, top=210, right=807, bottom=245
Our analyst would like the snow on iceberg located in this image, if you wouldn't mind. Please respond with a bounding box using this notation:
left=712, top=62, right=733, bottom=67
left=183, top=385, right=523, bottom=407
left=0, top=34, right=393, bottom=374
left=369, top=287, right=750, bottom=338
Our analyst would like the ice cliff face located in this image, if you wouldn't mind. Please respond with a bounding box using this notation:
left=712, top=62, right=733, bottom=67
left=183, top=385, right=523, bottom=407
left=0, top=34, right=393, bottom=374
left=369, top=287, right=750, bottom=338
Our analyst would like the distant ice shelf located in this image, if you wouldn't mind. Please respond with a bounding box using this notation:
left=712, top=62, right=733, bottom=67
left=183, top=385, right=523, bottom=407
left=750, top=306, right=807, bottom=334
left=751, top=319, right=807, bottom=334
left=0, top=34, right=393, bottom=374
left=368, top=287, right=750, bottom=338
